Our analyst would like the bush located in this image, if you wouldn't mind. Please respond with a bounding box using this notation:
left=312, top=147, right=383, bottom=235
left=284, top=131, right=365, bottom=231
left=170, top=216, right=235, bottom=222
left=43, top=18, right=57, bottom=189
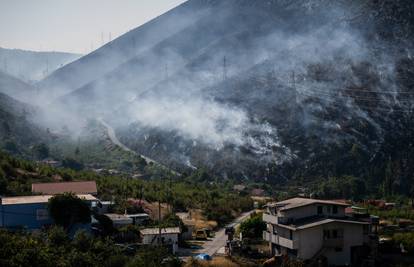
left=393, top=232, right=414, bottom=253
left=239, top=212, right=266, bottom=239
left=48, top=193, right=91, bottom=229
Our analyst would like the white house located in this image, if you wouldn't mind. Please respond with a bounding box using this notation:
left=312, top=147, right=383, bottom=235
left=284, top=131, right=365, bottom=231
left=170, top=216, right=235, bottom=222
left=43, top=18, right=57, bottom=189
left=263, top=198, right=374, bottom=266
left=140, top=227, right=181, bottom=254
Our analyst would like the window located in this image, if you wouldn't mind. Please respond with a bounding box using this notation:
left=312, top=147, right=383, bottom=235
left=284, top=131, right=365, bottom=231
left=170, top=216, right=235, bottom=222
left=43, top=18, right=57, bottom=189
left=317, top=206, right=323, bottom=215
left=323, top=229, right=330, bottom=239
left=332, top=229, right=338, bottom=238
left=333, top=205, right=338, bottom=214
left=289, top=230, right=293, bottom=240
left=327, top=206, right=331, bottom=213
left=36, top=209, right=49, bottom=221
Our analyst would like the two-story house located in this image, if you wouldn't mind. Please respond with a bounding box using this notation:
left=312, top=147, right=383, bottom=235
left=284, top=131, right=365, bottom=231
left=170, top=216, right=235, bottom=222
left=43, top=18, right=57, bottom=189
left=263, top=198, right=373, bottom=266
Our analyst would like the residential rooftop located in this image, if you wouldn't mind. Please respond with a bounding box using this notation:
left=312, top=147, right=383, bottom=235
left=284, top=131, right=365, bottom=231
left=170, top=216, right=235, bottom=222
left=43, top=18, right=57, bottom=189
left=268, top=197, right=349, bottom=211
left=32, top=181, right=97, bottom=195
left=140, top=227, right=181, bottom=235
left=1, top=194, right=98, bottom=205
left=105, top=213, right=132, bottom=221
left=277, top=216, right=370, bottom=231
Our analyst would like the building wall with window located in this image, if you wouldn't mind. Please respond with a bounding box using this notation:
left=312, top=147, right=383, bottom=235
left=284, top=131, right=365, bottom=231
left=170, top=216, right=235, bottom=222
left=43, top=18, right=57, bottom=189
left=280, top=204, right=345, bottom=221
left=297, top=222, right=365, bottom=265
left=1, top=202, right=52, bottom=230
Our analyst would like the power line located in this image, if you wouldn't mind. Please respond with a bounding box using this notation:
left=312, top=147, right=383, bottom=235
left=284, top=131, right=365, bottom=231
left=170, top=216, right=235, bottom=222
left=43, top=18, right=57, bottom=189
left=298, top=89, right=414, bottom=104
left=297, top=91, right=414, bottom=114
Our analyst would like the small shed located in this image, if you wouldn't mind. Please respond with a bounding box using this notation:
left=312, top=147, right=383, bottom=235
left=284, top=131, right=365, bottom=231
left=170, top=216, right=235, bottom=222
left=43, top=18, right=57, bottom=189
left=140, top=227, right=181, bottom=254
left=104, top=213, right=133, bottom=228
left=126, top=213, right=150, bottom=225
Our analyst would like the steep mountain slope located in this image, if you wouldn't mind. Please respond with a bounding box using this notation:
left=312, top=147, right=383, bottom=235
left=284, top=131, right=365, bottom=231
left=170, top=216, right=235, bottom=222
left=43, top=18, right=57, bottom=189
left=0, top=71, right=38, bottom=103
left=0, top=47, right=80, bottom=83
left=0, top=92, right=46, bottom=155
left=37, top=0, right=210, bottom=100
left=32, top=0, right=414, bottom=194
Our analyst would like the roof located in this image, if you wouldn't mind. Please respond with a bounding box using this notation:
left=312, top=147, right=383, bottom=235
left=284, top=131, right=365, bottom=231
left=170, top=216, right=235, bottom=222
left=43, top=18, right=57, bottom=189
left=1, top=194, right=98, bottom=205
left=276, top=216, right=369, bottom=231
left=251, top=188, right=265, bottom=196
left=32, top=181, right=97, bottom=195
left=126, top=213, right=150, bottom=218
left=140, top=227, right=181, bottom=235
left=105, top=213, right=133, bottom=222
left=269, top=197, right=349, bottom=211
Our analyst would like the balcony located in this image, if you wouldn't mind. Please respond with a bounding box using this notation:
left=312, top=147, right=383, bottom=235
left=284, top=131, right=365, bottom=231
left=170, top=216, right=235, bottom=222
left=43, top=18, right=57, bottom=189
left=263, top=231, right=299, bottom=249
left=263, top=213, right=278, bottom=224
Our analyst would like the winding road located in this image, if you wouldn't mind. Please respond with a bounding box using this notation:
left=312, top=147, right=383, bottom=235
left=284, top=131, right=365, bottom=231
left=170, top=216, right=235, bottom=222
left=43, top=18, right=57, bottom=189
left=98, top=118, right=179, bottom=175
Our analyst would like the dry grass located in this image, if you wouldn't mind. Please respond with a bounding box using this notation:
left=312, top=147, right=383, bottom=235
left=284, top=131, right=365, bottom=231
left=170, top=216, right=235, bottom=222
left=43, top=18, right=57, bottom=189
left=187, top=209, right=218, bottom=230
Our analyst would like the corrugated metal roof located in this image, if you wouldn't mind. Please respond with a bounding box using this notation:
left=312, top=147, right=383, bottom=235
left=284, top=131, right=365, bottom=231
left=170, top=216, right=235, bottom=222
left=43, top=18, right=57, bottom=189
left=32, top=181, right=97, bottom=195
left=2, top=194, right=98, bottom=205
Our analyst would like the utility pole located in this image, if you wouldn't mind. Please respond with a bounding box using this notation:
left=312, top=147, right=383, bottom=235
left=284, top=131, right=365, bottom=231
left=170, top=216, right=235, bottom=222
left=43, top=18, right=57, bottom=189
left=291, top=70, right=297, bottom=103
left=46, top=58, right=49, bottom=77
left=4, top=58, right=7, bottom=74
left=0, top=196, right=4, bottom=228
left=169, top=174, right=173, bottom=213
left=223, top=56, right=227, bottom=82
left=158, top=188, right=162, bottom=245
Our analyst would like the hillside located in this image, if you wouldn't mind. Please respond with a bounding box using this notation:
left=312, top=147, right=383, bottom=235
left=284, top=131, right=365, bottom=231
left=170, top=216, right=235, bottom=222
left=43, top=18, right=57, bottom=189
left=0, top=71, right=38, bottom=103
left=0, top=92, right=47, bottom=156
left=36, top=0, right=210, bottom=100
left=0, top=47, right=80, bottom=83
left=26, top=0, right=414, bottom=195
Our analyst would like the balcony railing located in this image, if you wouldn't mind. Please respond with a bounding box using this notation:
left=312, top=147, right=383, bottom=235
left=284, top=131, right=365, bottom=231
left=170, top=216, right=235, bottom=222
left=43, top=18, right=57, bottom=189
left=263, top=231, right=299, bottom=249
left=263, top=213, right=278, bottom=224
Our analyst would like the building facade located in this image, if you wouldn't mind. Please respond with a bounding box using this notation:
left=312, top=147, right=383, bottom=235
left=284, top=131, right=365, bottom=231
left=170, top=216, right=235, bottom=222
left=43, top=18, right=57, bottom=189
left=140, top=227, right=181, bottom=254
left=263, top=198, right=374, bottom=266
left=0, top=194, right=98, bottom=230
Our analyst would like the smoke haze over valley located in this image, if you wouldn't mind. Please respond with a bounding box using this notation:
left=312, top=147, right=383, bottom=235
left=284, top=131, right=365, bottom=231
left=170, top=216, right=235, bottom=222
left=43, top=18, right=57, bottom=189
left=1, top=0, right=414, bottom=189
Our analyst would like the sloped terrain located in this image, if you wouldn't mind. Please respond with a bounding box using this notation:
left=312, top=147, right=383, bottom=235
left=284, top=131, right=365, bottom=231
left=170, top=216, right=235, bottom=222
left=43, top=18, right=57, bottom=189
left=0, top=71, right=38, bottom=103
left=0, top=92, right=46, bottom=155
left=30, top=0, right=414, bottom=193
left=0, top=47, right=80, bottom=83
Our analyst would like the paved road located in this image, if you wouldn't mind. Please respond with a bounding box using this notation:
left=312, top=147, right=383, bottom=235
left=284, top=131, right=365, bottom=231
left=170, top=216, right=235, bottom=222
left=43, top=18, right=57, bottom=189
left=195, top=210, right=255, bottom=256
left=98, top=118, right=181, bottom=176
left=98, top=118, right=158, bottom=164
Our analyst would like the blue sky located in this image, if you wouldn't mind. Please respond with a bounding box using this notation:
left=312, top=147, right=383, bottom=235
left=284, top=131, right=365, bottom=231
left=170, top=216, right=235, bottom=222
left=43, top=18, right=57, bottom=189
left=0, top=0, right=187, bottom=54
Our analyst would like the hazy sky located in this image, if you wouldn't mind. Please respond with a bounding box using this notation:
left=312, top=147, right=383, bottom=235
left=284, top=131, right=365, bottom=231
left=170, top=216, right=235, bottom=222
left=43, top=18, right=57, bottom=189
left=0, top=0, right=187, bottom=54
